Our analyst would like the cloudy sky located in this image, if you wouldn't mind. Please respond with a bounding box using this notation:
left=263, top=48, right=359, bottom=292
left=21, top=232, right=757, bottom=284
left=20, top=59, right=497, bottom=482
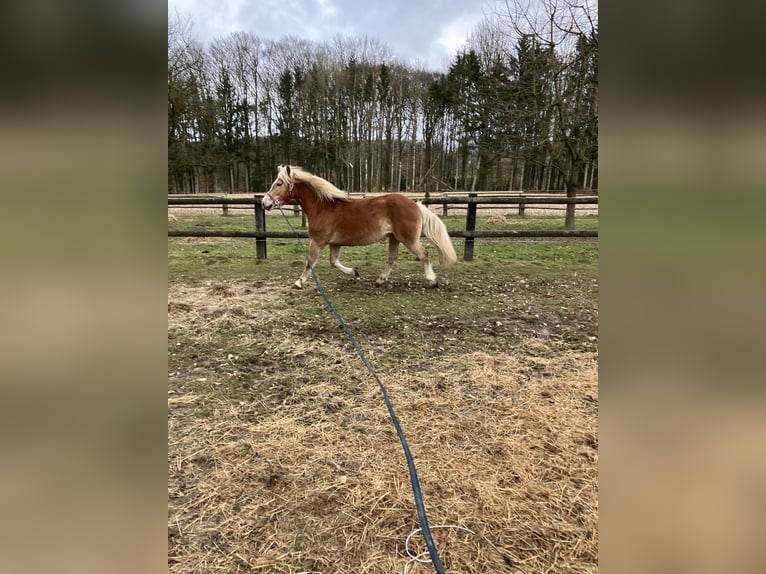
left=168, top=0, right=494, bottom=71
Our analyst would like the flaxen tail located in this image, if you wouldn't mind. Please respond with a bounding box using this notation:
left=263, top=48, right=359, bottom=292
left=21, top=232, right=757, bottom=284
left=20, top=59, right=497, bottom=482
left=417, top=202, right=457, bottom=266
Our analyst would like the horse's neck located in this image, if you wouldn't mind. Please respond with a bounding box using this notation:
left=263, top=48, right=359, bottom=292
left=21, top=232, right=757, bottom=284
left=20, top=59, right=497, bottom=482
left=295, top=185, right=320, bottom=217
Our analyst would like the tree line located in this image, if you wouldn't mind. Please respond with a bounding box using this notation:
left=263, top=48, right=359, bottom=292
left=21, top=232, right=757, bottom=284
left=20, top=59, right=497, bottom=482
left=168, top=0, right=597, bottom=196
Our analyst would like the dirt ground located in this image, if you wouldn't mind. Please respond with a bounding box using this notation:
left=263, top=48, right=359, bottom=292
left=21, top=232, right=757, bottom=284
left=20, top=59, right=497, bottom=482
left=168, top=268, right=598, bottom=573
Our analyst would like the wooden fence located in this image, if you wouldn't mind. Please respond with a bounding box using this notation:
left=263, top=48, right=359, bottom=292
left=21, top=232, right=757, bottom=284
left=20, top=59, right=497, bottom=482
left=168, top=193, right=598, bottom=261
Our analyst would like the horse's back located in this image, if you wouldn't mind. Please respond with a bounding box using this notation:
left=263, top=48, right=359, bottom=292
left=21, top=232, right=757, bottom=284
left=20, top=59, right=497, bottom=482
left=362, top=193, right=419, bottom=215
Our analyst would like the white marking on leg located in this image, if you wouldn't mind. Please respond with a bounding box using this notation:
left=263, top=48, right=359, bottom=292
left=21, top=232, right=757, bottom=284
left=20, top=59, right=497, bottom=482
left=330, top=246, right=357, bottom=277
left=410, top=241, right=437, bottom=285
left=424, top=261, right=437, bottom=283
left=375, top=267, right=392, bottom=285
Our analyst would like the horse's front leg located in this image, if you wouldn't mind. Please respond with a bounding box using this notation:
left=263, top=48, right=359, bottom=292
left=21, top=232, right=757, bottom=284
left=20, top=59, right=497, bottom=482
left=294, top=240, right=323, bottom=289
left=329, top=245, right=360, bottom=279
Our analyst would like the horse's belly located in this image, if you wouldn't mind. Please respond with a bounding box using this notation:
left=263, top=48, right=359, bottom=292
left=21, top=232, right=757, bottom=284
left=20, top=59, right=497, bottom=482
left=330, top=222, right=391, bottom=246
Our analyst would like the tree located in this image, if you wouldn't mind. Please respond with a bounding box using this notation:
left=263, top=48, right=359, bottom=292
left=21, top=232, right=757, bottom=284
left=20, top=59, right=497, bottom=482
left=444, top=50, right=483, bottom=190
left=167, top=5, right=596, bottom=205
left=493, top=0, right=598, bottom=226
left=275, top=69, right=296, bottom=163
left=168, top=12, right=209, bottom=192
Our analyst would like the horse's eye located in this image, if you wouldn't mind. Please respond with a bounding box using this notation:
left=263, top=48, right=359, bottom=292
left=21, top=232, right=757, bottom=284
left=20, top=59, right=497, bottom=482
left=276, top=181, right=283, bottom=186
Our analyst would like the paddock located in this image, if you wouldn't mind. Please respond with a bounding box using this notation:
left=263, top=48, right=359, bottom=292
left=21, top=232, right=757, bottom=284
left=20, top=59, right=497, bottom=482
left=168, top=227, right=598, bottom=573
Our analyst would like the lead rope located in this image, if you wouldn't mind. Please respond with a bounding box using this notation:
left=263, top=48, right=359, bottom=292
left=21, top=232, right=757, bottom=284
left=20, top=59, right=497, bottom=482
left=273, top=200, right=447, bottom=574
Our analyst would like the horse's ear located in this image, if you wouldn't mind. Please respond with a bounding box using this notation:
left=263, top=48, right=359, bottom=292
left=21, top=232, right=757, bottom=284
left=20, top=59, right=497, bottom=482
left=285, top=165, right=292, bottom=176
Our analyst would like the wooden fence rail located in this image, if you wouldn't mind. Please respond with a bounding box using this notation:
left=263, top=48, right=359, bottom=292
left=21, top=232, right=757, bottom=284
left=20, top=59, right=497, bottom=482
left=168, top=194, right=598, bottom=261
left=167, top=195, right=598, bottom=205
left=167, top=229, right=596, bottom=239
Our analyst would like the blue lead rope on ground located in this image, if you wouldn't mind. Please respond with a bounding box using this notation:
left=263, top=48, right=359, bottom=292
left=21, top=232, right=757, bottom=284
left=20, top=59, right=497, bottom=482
left=275, top=203, right=447, bottom=574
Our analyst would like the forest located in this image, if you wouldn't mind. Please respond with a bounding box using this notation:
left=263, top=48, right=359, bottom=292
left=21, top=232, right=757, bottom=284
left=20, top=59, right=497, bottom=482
left=168, top=0, right=597, bottom=195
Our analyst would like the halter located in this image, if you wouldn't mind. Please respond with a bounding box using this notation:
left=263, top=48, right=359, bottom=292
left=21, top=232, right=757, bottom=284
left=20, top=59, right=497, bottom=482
left=266, top=171, right=295, bottom=206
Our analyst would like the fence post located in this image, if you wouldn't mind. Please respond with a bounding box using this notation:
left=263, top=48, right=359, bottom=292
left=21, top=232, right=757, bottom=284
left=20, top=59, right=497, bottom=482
left=254, top=197, right=267, bottom=259
left=518, top=191, right=526, bottom=217
left=463, top=192, right=477, bottom=261
left=222, top=202, right=229, bottom=216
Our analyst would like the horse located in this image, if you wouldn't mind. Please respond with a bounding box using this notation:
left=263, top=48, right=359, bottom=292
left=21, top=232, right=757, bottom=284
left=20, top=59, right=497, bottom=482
left=262, top=165, right=457, bottom=289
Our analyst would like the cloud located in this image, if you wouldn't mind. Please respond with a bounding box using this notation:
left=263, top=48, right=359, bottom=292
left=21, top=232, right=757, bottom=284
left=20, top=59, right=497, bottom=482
left=316, top=0, right=338, bottom=17
left=169, top=0, right=490, bottom=71
left=437, top=15, right=482, bottom=55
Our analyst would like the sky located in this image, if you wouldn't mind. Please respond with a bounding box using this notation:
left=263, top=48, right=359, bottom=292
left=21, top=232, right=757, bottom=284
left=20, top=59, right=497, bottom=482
left=168, top=0, right=492, bottom=72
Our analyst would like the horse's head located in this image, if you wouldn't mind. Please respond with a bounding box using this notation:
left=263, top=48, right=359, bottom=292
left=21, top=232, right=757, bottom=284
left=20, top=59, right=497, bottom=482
left=262, top=165, right=296, bottom=210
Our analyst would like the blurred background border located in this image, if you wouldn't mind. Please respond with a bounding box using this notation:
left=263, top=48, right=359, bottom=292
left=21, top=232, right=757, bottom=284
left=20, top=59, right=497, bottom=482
left=0, top=1, right=764, bottom=573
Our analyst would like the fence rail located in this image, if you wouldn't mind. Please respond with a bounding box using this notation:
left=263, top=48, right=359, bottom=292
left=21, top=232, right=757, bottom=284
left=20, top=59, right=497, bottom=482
left=167, top=229, right=596, bottom=239
left=168, top=193, right=598, bottom=261
left=167, top=194, right=598, bottom=205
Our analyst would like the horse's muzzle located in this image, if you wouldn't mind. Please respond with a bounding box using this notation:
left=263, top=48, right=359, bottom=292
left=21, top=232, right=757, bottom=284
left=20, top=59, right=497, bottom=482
left=261, top=195, right=274, bottom=210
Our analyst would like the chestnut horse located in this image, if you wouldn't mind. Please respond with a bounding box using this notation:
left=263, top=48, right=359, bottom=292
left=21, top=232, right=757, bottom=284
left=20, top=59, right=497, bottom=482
left=262, top=165, right=457, bottom=289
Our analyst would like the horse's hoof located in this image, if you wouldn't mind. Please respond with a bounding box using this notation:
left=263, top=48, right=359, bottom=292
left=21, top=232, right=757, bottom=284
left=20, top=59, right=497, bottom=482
left=353, top=269, right=360, bottom=278
left=292, top=281, right=303, bottom=289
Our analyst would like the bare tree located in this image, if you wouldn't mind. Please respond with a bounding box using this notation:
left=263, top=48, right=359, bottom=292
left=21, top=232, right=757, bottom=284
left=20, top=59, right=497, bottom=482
left=168, top=7, right=597, bottom=202
left=168, top=12, right=212, bottom=192
left=494, top=0, right=598, bottom=227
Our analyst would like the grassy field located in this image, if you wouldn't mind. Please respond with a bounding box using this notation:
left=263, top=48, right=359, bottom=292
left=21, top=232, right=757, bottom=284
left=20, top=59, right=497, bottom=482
left=168, top=212, right=598, bottom=573
left=169, top=211, right=596, bottom=274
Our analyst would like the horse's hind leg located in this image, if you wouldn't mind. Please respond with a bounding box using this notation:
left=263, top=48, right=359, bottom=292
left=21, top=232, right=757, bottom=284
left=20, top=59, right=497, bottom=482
left=329, top=245, right=360, bottom=279
left=375, top=237, right=400, bottom=286
left=403, top=239, right=437, bottom=286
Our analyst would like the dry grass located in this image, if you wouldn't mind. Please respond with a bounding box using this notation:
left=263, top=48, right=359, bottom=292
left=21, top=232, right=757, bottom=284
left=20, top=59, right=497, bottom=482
left=486, top=215, right=508, bottom=226
left=168, top=281, right=597, bottom=574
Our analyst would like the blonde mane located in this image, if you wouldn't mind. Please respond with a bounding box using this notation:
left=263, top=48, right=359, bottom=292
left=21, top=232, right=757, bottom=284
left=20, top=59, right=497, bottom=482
left=279, top=165, right=348, bottom=202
